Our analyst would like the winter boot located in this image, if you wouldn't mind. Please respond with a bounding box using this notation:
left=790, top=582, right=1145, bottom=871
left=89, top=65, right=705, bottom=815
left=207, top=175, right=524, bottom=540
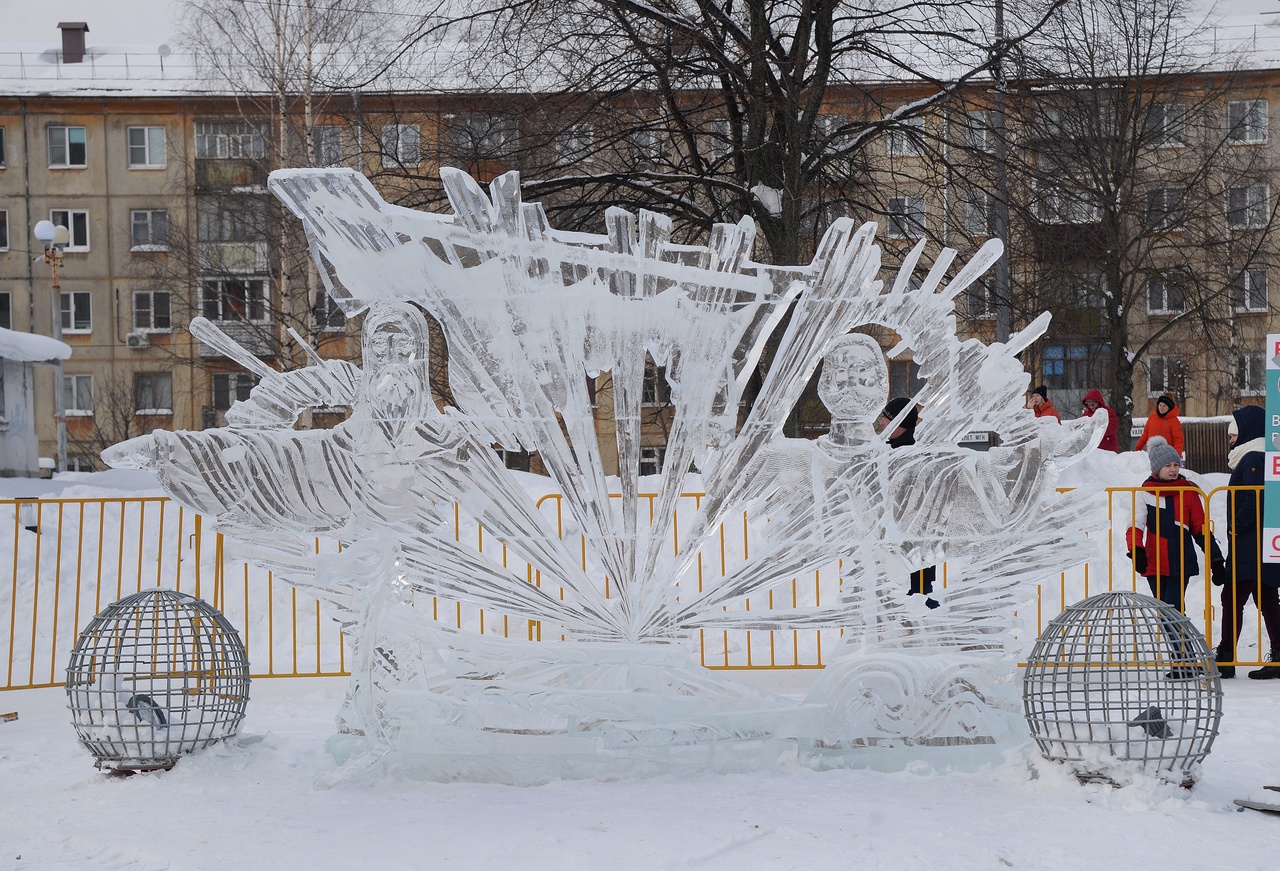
left=1247, top=649, right=1280, bottom=680
left=1216, top=648, right=1236, bottom=679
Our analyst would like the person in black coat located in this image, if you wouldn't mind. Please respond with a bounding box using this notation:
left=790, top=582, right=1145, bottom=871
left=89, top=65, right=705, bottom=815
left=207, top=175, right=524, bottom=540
left=880, top=397, right=938, bottom=609
left=1212, top=405, right=1280, bottom=678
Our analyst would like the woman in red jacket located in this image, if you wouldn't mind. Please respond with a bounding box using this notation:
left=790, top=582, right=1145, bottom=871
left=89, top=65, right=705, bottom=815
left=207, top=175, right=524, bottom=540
left=1081, top=389, right=1119, bottom=452
left=1125, top=443, right=1220, bottom=612
left=1134, top=393, right=1184, bottom=456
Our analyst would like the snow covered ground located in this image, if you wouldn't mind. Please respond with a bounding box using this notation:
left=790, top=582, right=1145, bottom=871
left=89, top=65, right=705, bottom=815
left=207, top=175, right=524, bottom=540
left=2, top=674, right=1278, bottom=870
left=3, top=455, right=1279, bottom=869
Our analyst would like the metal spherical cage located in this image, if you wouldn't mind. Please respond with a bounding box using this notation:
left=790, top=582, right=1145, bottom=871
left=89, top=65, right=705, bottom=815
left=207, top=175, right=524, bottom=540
left=1022, top=591, right=1222, bottom=784
left=65, top=589, right=250, bottom=771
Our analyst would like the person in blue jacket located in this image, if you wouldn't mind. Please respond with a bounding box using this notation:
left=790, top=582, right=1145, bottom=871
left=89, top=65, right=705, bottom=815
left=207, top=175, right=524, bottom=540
left=1212, top=405, right=1280, bottom=678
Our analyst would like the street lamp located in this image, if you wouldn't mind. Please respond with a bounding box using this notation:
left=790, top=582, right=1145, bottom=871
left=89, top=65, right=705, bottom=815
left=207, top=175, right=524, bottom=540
left=33, top=220, right=70, bottom=472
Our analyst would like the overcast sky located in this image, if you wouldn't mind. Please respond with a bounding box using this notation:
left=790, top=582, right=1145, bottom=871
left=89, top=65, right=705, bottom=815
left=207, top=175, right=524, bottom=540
left=2, top=0, right=181, bottom=46
left=0, top=0, right=1277, bottom=50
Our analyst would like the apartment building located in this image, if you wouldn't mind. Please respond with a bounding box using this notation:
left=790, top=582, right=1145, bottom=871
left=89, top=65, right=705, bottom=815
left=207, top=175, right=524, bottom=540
left=3, top=16, right=1280, bottom=471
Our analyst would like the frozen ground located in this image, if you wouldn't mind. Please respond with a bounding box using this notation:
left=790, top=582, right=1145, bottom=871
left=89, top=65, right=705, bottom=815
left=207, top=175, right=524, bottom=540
left=3, top=454, right=1278, bottom=869
left=2, top=673, right=1278, bottom=870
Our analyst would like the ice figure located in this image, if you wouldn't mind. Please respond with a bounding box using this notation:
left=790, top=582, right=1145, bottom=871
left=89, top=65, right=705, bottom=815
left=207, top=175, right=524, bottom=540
left=104, top=168, right=1105, bottom=781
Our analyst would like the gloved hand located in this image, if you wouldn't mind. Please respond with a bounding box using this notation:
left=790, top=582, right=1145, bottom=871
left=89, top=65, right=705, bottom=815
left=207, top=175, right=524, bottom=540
left=1126, top=546, right=1148, bottom=575
left=1211, top=561, right=1231, bottom=587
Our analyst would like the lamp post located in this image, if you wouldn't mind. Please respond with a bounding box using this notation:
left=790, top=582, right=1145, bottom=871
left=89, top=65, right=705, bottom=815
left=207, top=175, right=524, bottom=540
left=33, top=220, right=69, bottom=473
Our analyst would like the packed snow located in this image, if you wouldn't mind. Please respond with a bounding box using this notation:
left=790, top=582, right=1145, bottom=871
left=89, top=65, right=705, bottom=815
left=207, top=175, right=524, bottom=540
left=2, top=454, right=1278, bottom=869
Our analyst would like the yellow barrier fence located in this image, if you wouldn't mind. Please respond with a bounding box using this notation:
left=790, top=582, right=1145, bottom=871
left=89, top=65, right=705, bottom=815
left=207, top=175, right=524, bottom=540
left=2, top=488, right=1276, bottom=691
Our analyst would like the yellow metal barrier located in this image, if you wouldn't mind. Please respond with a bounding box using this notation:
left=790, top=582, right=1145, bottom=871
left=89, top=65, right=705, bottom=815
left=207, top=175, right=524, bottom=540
left=3, top=489, right=1276, bottom=691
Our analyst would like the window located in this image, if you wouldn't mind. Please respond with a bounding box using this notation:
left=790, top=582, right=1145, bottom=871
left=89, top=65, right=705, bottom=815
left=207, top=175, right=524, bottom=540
left=195, top=120, right=265, bottom=159
left=642, top=360, right=670, bottom=406
left=450, top=113, right=517, bottom=158
left=197, top=201, right=264, bottom=243
left=1233, top=268, right=1268, bottom=312
left=1146, top=188, right=1185, bottom=231
left=0, top=292, right=10, bottom=330
left=887, top=115, right=924, bottom=157
left=963, top=193, right=993, bottom=236
left=497, top=447, right=531, bottom=472
left=887, top=196, right=926, bottom=239
left=629, top=129, right=662, bottom=168
left=201, top=278, right=267, bottom=323
left=130, top=209, right=169, bottom=250
left=1038, top=107, right=1070, bottom=141
left=133, top=290, right=171, bottom=332
left=1228, top=100, right=1268, bottom=144
left=639, top=446, right=665, bottom=476
left=1043, top=344, right=1108, bottom=391
left=1238, top=352, right=1265, bottom=395
left=967, top=278, right=996, bottom=319
left=49, top=209, right=89, bottom=250
left=554, top=123, right=594, bottom=167
left=1147, top=354, right=1186, bottom=396
left=313, top=292, right=345, bottom=331
left=127, top=126, right=166, bottom=168
left=0, top=126, right=6, bottom=166
left=48, top=125, right=86, bottom=167
left=135, top=373, right=173, bottom=414
left=965, top=110, right=990, bottom=152
left=211, top=372, right=258, bottom=410
left=380, top=124, right=420, bottom=168
left=65, top=455, right=96, bottom=473
left=64, top=374, right=93, bottom=415
left=1070, top=272, right=1107, bottom=310
left=1145, top=103, right=1185, bottom=148
left=311, top=125, right=341, bottom=167
left=60, top=291, right=91, bottom=332
left=812, top=114, right=843, bottom=152
left=1146, top=271, right=1185, bottom=314
left=1039, top=185, right=1100, bottom=225
left=0, top=209, right=7, bottom=250
left=889, top=359, right=924, bottom=400
left=1229, top=184, right=1269, bottom=230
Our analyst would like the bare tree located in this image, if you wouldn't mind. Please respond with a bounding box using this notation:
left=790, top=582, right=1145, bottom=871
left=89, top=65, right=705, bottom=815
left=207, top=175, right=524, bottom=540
left=67, top=370, right=177, bottom=469
left=966, top=0, right=1279, bottom=441
left=396, top=1, right=1067, bottom=266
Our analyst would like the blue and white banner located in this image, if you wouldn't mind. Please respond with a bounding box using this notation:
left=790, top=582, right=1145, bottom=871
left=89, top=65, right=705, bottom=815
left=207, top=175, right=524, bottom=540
left=1264, top=334, right=1280, bottom=561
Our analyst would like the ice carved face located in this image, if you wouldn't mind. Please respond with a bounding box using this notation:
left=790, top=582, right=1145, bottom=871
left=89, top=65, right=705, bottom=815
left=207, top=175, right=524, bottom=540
left=368, top=325, right=418, bottom=366
left=818, top=334, right=888, bottom=422
left=362, top=302, right=430, bottom=369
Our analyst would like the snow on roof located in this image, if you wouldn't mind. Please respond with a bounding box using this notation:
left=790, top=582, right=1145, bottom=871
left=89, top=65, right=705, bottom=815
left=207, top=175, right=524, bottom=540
left=0, top=327, right=72, bottom=363
left=3, top=2, right=1280, bottom=98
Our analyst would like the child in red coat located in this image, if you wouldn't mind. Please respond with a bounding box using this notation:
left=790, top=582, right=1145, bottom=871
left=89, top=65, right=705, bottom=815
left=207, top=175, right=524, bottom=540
left=1126, top=443, right=1221, bottom=611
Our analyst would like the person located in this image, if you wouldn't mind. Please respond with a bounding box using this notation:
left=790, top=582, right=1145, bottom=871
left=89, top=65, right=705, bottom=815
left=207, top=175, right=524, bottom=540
left=1125, top=443, right=1220, bottom=613
left=1211, top=406, right=1280, bottom=679
left=1081, top=389, right=1119, bottom=452
left=1028, top=385, right=1061, bottom=422
left=1134, top=393, right=1184, bottom=457
left=879, top=396, right=938, bottom=609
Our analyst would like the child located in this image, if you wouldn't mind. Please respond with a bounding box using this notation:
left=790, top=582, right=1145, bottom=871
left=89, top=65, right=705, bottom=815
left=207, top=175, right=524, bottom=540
left=1125, top=443, right=1220, bottom=612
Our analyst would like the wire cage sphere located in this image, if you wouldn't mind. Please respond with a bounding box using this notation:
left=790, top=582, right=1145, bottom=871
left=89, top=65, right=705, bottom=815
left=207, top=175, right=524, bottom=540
left=65, top=589, right=250, bottom=771
left=1022, top=591, right=1222, bottom=785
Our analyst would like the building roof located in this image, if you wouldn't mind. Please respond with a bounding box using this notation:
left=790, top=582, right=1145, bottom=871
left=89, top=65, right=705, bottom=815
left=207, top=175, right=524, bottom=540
left=0, top=327, right=73, bottom=364
left=2, top=2, right=1279, bottom=98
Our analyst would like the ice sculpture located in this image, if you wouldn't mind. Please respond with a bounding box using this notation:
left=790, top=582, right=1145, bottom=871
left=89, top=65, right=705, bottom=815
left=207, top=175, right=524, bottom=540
left=104, top=168, right=1105, bottom=782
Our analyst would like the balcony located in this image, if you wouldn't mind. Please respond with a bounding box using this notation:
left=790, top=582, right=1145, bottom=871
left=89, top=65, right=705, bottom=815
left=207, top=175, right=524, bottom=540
left=196, top=159, right=268, bottom=192
left=199, top=242, right=269, bottom=274
left=196, top=320, right=275, bottom=359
